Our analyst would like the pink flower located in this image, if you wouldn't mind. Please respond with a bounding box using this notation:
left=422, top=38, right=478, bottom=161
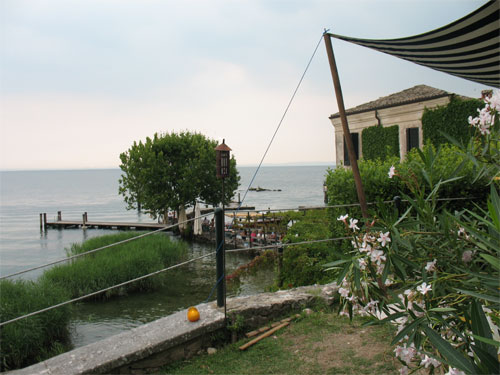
left=485, top=90, right=500, bottom=111
left=399, top=366, right=409, bottom=375
left=338, top=287, right=350, bottom=298
left=370, top=249, right=386, bottom=265
left=420, top=355, right=440, bottom=368
left=462, top=250, right=473, bottom=263
left=377, top=231, right=391, bottom=247
left=445, top=367, right=466, bottom=375
left=358, top=258, right=367, bottom=270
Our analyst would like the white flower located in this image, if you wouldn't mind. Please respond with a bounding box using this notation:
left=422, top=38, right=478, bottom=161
left=462, top=250, right=473, bottom=263
left=394, top=344, right=417, bottom=365
left=420, top=354, right=440, bottom=368
left=485, top=89, right=500, bottom=111
left=338, top=287, right=350, bottom=298
left=388, top=165, right=396, bottom=178
left=425, top=259, right=437, bottom=272
left=370, top=249, right=386, bottom=265
left=358, top=258, right=367, bottom=270
left=337, top=214, right=348, bottom=222
left=376, top=263, right=385, bottom=275
left=445, top=367, right=466, bottom=375
left=349, top=218, right=359, bottom=231
left=377, top=231, right=391, bottom=247
left=417, top=282, right=432, bottom=295
left=399, top=366, right=409, bottom=375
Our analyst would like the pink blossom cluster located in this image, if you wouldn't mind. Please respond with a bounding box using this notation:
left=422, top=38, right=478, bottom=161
left=468, top=90, right=500, bottom=135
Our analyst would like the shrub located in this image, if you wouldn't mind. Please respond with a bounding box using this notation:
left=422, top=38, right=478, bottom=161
left=362, top=124, right=400, bottom=161
left=326, top=144, right=489, bottom=212
left=278, top=209, right=341, bottom=287
left=41, top=232, right=188, bottom=300
left=0, top=279, right=71, bottom=371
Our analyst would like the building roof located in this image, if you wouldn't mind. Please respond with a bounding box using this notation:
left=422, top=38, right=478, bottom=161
left=329, top=84, right=454, bottom=119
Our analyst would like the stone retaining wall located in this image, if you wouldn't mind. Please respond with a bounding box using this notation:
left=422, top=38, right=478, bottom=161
left=8, top=283, right=338, bottom=375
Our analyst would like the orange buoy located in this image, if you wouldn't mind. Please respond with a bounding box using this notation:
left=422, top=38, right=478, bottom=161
left=187, top=306, right=200, bottom=322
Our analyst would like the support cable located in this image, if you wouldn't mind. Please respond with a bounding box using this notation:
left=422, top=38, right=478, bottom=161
left=3, top=196, right=475, bottom=280
left=0, top=235, right=353, bottom=327
left=237, top=33, right=325, bottom=211
left=0, top=251, right=215, bottom=327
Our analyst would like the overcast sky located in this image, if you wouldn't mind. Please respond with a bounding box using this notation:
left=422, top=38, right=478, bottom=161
left=0, top=0, right=492, bottom=170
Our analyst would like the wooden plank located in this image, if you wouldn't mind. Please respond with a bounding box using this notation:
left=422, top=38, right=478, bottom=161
left=239, top=322, right=289, bottom=351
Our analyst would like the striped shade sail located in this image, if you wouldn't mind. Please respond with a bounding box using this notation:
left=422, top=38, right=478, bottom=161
left=327, top=0, right=499, bottom=88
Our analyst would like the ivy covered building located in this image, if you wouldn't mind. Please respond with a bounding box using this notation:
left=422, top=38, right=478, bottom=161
left=329, top=84, right=482, bottom=166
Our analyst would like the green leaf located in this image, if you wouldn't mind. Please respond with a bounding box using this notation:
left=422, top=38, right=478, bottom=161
left=323, top=259, right=351, bottom=268
left=391, top=317, right=424, bottom=346
left=456, top=289, right=500, bottom=304
left=480, top=254, right=500, bottom=271
left=470, top=344, right=500, bottom=374
left=428, top=307, right=457, bottom=312
left=471, top=300, right=497, bottom=358
left=423, top=326, right=477, bottom=374
left=472, top=334, right=500, bottom=348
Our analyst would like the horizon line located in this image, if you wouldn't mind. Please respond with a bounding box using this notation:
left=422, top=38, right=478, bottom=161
left=0, top=161, right=337, bottom=172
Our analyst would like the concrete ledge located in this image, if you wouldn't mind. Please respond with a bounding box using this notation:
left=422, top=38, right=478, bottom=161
left=8, top=283, right=338, bottom=375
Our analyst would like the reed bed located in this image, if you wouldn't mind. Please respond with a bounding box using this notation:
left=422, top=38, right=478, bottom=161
left=1, top=231, right=187, bottom=371
left=0, top=279, right=71, bottom=371
left=41, top=232, right=188, bottom=299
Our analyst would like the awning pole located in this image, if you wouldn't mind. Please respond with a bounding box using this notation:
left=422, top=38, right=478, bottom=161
left=323, top=32, right=369, bottom=218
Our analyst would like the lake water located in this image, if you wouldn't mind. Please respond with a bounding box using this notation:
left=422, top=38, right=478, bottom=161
left=0, top=165, right=332, bottom=348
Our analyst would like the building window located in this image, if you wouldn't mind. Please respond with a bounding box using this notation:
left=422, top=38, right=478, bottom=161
left=406, top=127, right=419, bottom=153
left=344, top=133, right=359, bottom=166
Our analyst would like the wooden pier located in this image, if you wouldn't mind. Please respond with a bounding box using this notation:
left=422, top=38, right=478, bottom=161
left=40, top=211, right=170, bottom=231
left=45, top=220, right=169, bottom=231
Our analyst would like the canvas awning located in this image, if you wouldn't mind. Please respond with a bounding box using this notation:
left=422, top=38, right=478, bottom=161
left=327, top=0, right=499, bottom=88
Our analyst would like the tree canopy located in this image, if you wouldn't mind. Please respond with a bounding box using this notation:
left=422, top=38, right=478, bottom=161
left=119, top=131, right=239, bottom=220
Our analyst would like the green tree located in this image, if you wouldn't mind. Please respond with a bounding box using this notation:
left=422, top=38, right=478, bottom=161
left=119, top=131, right=239, bottom=220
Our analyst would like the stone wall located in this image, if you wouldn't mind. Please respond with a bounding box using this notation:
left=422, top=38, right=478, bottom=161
left=8, top=283, right=339, bottom=375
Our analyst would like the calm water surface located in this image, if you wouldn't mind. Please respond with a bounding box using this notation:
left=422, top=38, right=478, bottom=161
left=0, top=165, right=331, bottom=348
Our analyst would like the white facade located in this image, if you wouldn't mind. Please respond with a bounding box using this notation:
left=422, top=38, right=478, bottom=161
left=330, top=96, right=451, bottom=164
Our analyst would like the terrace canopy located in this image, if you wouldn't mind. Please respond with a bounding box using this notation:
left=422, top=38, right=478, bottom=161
left=326, top=0, right=499, bottom=88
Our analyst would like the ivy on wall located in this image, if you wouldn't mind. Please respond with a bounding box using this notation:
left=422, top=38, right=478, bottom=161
left=361, top=124, right=400, bottom=161
left=422, top=96, right=482, bottom=146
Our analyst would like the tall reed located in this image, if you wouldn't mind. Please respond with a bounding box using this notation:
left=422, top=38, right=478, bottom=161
left=41, top=232, right=188, bottom=299
left=0, top=279, right=71, bottom=371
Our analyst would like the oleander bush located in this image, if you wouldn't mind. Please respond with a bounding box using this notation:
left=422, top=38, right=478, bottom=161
left=328, top=91, right=500, bottom=374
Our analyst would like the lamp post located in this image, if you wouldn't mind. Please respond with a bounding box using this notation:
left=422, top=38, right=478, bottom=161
left=215, top=139, right=231, bottom=313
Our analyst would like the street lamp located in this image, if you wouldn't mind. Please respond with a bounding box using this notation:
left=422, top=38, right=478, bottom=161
left=215, top=139, right=231, bottom=179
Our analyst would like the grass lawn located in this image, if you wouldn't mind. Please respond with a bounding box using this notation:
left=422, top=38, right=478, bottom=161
left=162, top=308, right=400, bottom=374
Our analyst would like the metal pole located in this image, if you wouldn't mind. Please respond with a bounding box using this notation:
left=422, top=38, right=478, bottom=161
left=215, top=208, right=225, bottom=308
left=323, top=33, right=369, bottom=218
left=222, top=179, right=226, bottom=317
